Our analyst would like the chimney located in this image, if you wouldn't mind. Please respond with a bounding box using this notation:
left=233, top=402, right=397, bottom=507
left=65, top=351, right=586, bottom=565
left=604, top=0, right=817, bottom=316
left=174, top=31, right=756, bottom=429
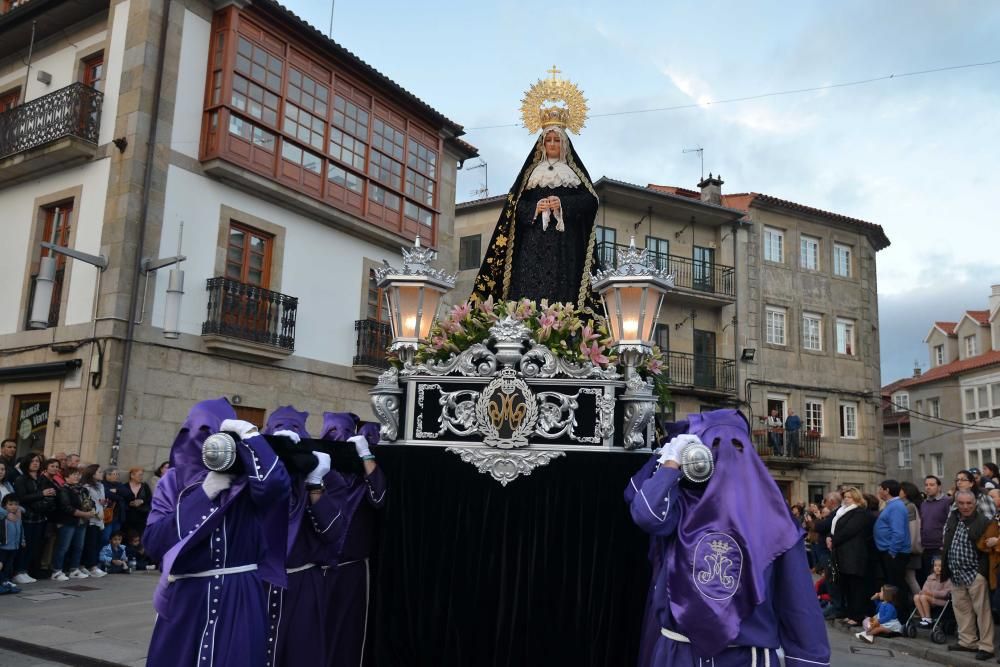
left=913, top=366, right=922, bottom=378
left=990, top=284, right=1000, bottom=317
left=698, top=173, right=724, bottom=205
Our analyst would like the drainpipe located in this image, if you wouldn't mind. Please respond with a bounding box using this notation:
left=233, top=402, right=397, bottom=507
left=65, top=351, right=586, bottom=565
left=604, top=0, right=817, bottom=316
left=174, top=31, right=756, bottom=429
left=110, top=0, right=172, bottom=465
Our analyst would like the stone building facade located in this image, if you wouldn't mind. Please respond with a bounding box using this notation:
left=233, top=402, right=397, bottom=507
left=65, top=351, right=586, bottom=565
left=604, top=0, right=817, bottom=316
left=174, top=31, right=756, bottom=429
left=455, top=176, right=891, bottom=502
left=0, top=0, right=476, bottom=470
left=882, top=286, right=1000, bottom=487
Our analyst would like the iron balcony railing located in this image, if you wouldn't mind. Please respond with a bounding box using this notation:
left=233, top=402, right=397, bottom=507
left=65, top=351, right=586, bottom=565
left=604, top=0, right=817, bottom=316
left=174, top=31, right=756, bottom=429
left=663, top=351, right=736, bottom=393
left=354, top=319, right=391, bottom=368
left=596, top=242, right=735, bottom=298
left=0, top=83, right=103, bottom=159
left=202, top=277, right=297, bottom=351
left=751, top=429, right=822, bottom=462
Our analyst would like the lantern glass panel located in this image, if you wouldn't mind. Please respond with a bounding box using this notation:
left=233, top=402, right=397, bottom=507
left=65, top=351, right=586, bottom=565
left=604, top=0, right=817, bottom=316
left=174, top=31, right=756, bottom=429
left=418, top=289, right=443, bottom=339
left=394, top=284, right=423, bottom=338
left=615, top=286, right=646, bottom=341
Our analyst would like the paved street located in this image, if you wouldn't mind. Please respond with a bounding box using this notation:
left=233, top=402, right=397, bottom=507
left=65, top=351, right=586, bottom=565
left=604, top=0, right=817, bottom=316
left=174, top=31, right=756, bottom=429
left=0, top=571, right=987, bottom=667
left=0, top=571, right=158, bottom=667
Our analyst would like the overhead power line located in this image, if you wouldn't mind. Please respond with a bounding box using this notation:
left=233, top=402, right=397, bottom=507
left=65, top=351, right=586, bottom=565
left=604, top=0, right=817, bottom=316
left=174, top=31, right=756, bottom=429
left=468, top=57, right=1000, bottom=131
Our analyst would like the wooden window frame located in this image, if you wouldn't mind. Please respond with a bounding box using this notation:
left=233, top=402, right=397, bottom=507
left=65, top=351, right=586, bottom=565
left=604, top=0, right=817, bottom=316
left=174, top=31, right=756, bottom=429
left=81, top=52, right=105, bottom=91
left=225, top=221, right=274, bottom=288
left=0, top=86, right=20, bottom=111
left=458, top=234, right=481, bottom=271
left=201, top=7, right=443, bottom=245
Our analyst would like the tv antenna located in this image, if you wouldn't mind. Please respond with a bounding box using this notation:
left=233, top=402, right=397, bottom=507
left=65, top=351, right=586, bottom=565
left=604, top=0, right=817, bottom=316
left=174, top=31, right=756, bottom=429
left=466, top=158, right=488, bottom=198
left=682, top=146, right=704, bottom=181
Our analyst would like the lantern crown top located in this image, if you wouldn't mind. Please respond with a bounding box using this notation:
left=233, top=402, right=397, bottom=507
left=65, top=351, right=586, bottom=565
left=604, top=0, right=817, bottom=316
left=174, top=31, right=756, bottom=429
left=590, top=235, right=675, bottom=289
left=376, top=235, right=456, bottom=289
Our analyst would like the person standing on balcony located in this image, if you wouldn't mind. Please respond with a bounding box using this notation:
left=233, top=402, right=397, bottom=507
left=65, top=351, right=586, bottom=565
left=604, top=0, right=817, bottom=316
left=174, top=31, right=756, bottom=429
left=766, top=409, right=783, bottom=456
left=784, top=410, right=802, bottom=458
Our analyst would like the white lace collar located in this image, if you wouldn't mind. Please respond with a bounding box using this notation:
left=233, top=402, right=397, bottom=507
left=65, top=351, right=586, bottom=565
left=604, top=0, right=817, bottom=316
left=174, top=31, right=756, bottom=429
left=525, top=160, right=582, bottom=190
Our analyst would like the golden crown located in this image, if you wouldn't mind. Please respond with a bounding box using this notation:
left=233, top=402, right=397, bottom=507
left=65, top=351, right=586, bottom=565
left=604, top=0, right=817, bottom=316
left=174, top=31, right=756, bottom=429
left=520, top=65, right=589, bottom=135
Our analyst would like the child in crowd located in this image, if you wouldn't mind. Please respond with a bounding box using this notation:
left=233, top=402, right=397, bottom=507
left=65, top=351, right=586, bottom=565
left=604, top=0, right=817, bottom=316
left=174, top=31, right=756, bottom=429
left=0, top=494, right=24, bottom=594
left=814, top=565, right=832, bottom=610
left=126, top=533, right=155, bottom=570
left=99, top=531, right=130, bottom=574
left=913, top=557, right=952, bottom=627
left=856, top=585, right=903, bottom=643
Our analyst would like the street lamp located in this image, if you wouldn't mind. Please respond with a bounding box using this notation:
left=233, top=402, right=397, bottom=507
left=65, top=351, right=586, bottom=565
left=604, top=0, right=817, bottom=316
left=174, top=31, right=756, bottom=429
left=375, top=235, right=456, bottom=365
left=590, top=235, right=674, bottom=375
left=28, top=244, right=108, bottom=329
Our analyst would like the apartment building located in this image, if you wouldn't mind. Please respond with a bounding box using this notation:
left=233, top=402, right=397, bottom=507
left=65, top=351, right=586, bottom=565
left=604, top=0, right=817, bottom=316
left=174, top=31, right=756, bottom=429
left=453, top=175, right=890, bottom=502
left=885, top=286, right=1000, bottom=486
left=0, top=0, right=476, bottom=469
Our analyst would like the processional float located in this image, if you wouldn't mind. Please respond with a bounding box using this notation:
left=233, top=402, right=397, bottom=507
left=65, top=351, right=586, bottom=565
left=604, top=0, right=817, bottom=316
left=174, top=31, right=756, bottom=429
left=368, top=235, right=675, bottom=485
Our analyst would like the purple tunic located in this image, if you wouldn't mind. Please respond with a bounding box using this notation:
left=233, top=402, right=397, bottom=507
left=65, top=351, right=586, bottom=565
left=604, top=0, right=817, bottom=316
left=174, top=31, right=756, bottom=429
left=628, top=410, right=830, bottom=667
left=262, top=406, right=350, bottom=667
left=320, top=412, right=387, bottom=667
left=145, top=426, right=289, bottom=667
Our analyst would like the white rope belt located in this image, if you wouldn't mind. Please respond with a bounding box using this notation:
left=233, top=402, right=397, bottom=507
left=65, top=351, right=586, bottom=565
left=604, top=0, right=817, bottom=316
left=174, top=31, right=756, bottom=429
left=167, top=564, right=257, bottom=582
left=286, top=563, right=316, bottom=574
left=659, top=628, right=769, bottom=666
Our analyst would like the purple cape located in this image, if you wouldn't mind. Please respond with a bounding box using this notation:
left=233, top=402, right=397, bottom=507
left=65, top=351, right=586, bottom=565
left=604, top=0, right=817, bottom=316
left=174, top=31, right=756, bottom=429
left=664, top=409, right=801, bottom=656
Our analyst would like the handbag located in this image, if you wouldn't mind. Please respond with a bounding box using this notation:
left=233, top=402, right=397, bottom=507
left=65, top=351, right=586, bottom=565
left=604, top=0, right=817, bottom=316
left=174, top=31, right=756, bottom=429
left=103, top=505, right=115, bottom=524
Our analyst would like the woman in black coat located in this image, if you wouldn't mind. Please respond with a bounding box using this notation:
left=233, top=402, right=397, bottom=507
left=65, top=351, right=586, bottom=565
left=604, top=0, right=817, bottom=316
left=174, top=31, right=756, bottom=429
left=119, top=467, right=152, bottom=538
left=830, top=487, right=874, bottom=625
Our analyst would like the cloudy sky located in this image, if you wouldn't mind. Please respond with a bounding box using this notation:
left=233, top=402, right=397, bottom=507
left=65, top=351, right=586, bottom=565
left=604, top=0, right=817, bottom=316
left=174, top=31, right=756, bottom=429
left=288, top=0, right=1000, bottom=383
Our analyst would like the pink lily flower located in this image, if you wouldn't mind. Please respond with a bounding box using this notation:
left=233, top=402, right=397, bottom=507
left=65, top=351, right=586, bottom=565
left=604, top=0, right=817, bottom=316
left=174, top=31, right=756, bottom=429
left=581, top=341, right=609, bottom=366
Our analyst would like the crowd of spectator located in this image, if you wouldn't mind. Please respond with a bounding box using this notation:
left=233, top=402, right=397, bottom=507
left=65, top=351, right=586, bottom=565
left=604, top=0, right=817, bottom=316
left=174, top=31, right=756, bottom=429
left=792, top=467, right=1000, bottom=661
left=0, top=438, right=163, bottom=594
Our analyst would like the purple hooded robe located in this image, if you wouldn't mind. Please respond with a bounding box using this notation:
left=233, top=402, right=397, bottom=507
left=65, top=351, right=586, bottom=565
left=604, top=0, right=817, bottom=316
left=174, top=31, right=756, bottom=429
left=144, top=398, right=290, bottom=667
left=628, top=409, right=830, bottom=667
left=262, top=406, right=348, bottom=667
left=320, top=411, right=387, bottom=667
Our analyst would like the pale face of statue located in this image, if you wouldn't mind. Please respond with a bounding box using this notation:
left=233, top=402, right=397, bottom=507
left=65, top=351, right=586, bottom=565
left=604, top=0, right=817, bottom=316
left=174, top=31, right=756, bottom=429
left=543, top=130, right=562, bottom=159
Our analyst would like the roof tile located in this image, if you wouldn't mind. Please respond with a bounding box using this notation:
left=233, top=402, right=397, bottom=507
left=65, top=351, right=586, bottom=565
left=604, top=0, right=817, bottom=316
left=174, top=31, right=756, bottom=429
left=901, top=349, right=1000, bottom=388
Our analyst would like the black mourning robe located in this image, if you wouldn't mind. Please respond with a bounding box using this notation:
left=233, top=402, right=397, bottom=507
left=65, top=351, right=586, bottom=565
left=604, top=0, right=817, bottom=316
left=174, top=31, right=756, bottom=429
left=472, top=131, right=599, bottom=309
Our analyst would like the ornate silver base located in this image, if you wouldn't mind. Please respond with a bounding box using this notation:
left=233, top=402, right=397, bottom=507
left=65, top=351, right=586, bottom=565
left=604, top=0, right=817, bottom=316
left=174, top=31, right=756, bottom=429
left=446, top=447, right=566, bottom=486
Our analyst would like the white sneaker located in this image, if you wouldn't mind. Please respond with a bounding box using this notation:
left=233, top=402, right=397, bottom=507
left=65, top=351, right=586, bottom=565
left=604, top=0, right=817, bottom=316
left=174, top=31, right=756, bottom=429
left=88, top=567, right=107, bottom=578
left=68, top=569, right=89, bottom=579
left=861, top=632, right=874, bottom=644
left=51, top=571, right=69, bottom=581
left=12, top=573, right=35, bottom=585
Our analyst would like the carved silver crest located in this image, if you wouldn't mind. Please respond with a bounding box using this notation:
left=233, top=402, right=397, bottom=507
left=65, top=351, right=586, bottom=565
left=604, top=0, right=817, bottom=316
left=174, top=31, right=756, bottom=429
left=475, top=368, right=539, bottom=449
left=446, top=447, right=565, bottom=487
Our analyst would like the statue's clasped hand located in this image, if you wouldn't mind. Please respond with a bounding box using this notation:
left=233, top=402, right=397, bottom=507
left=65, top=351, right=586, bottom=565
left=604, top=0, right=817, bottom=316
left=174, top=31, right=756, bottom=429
left=534, top=196, right=564, bottom=232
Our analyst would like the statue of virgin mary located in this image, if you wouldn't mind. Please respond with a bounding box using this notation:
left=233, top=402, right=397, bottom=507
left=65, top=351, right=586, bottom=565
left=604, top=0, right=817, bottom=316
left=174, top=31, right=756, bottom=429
left=472, top=70, right=599, bottom=310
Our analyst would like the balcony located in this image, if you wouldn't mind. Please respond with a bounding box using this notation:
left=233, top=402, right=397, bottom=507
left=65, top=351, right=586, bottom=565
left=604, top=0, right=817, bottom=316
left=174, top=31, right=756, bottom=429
left=0, top=0, right=111, bottom=61
left=0, top=83, right=102, bottom=185
left=353, top=319, right=391, bottom=378
left=663, top=351, right=736, bottom=394
left=751, top=429, right=822, bottom=468
left=202, top=277, right=297, bottom=360
left=596, top=242, right=735, bottom=306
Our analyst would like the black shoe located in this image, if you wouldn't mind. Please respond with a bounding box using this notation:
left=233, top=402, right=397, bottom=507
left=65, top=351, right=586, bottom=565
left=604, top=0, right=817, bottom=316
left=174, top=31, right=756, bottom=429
left=976, top=650, right=995, bottom=661
left=950, top=643, right=978, bottom=652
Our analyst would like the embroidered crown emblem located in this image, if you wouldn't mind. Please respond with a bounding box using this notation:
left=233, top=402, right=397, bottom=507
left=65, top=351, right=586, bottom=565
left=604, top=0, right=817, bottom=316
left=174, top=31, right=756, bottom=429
left=709, top=540, right=731, bottom=555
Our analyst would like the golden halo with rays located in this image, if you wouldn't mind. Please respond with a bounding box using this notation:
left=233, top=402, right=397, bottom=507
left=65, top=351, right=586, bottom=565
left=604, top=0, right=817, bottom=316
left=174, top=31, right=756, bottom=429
left=520, top=65, right=589, bottom=135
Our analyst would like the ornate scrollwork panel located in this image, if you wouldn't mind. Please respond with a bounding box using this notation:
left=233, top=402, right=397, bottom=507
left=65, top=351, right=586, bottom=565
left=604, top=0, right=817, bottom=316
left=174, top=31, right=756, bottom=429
left=446, top=447, right=565, bottom=487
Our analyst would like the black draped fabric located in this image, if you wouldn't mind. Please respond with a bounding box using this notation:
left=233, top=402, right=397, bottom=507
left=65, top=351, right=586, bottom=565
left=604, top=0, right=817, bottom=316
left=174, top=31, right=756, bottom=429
left=472, top=131, right=600, bottom=310
left=372, top=446, right=651, bottom=667
left=507, top=184, right=598, bottom=305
